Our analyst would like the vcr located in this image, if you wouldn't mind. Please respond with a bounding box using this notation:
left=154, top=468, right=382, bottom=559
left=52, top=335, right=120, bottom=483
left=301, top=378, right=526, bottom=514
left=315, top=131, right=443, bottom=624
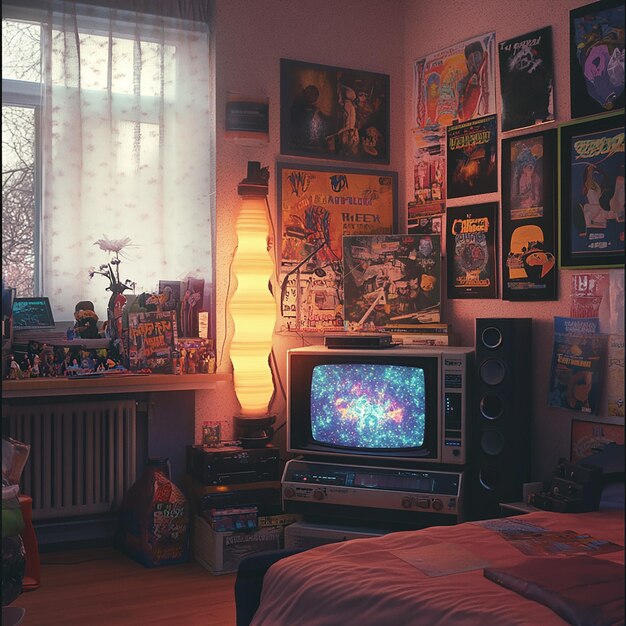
left=187, top=445, right=281, bottom=485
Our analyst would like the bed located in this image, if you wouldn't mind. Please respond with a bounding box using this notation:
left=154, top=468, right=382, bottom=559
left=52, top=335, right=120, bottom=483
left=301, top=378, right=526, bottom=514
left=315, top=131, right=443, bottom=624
left=239, top=505, right=624, bottom=626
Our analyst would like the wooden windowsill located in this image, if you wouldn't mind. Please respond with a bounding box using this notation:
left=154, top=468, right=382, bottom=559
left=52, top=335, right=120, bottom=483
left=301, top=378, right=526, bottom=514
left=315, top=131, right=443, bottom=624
left=2, top=372, right=231, bottom=399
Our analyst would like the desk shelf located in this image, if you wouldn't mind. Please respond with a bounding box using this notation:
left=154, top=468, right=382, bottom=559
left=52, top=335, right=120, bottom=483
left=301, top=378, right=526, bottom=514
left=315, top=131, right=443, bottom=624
left=2, top=373, right=231, bottom=399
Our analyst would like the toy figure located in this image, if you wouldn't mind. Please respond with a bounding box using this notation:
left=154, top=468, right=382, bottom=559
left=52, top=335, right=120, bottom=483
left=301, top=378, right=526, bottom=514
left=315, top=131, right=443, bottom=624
left=73, top=301, right=100, bottom=338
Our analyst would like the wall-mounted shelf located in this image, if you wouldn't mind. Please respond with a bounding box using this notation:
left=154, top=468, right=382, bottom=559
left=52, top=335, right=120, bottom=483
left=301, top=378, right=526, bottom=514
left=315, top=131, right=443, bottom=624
left=2, top=373, right=231, bottom=399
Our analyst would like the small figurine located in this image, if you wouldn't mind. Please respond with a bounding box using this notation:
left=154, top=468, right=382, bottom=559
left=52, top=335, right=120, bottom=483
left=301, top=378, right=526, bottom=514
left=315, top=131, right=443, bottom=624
left=73, top=301, right=100, bottom=339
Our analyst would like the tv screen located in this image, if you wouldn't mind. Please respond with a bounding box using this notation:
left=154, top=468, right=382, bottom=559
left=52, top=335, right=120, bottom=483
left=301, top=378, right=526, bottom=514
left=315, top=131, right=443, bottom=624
left=12, top=297, right=55, bottom=330
left=310, top=363, right=425, bottom=449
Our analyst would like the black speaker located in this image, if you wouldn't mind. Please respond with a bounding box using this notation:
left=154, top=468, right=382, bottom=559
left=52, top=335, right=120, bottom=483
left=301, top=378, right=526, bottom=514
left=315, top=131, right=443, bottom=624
left=466, top=318, right=533, bottom=520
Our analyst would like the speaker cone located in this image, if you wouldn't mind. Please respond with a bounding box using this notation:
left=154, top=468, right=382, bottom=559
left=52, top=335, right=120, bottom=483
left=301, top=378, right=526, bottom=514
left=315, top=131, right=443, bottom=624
left=481, top=429, right=505, bottom=455
left=480, top=393, right=503, bottom=419
left=479, top=359, right=506, bottom=385
left=479, top=465, right=501, bottom=490
left=481, top=326, right=503, bottom=349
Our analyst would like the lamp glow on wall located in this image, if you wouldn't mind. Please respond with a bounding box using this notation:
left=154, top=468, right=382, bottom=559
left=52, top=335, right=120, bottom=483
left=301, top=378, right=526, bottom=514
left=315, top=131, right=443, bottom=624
left=229, top=162, right=277, bottom=447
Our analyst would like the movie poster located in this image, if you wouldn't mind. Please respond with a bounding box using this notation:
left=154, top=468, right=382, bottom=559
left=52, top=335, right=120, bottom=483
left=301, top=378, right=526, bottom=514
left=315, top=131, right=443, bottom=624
left=564, top=121, right=624, bottom=261
left=547, top=316, right=606, bottom=414
left=502, top=132, right=557, bottom=301
left=278, top=163, right=397, bottom=332
left=570, top=0, right=625, bottom=119
left=498, top=27, right=554, bottom=132
left=343, top=234, right=441, bottom=330
left=413, top=32, right=496, bottom=130
left=446, top=203, right=498, bottom=299
left=446, top=114, right=498, bottom=198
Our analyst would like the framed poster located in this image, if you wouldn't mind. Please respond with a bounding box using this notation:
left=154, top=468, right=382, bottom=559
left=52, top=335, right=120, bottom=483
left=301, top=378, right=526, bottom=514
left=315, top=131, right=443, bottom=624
left=343, top=234, right=441, bottom=330
left=413, top=32, right=496, bottom=130
left=570, top=419, right=625, bottom=462
left=446, top=114, right=498, bottom=198
left=570, top=0, right=625, bottom=119
left=498, top=26, right=554, bottom=132
left=501, top=129, right=557, bottom=300
left=277, top=162, right=397, bottom=332
left=445, top=202, right=498, bottom=299
left=280, top=59, right=390, bottom=164
left=558, top=111, right=625, bottom=269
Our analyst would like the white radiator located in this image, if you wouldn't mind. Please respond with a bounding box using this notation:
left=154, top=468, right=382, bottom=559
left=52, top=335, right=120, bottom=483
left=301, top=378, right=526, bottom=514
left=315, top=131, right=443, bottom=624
left=6, top=399, right=138, bottom=520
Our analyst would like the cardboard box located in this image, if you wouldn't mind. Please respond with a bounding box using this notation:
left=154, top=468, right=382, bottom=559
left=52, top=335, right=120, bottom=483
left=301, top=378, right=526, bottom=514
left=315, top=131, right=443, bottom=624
left=194, top=514, right=282, bottom=575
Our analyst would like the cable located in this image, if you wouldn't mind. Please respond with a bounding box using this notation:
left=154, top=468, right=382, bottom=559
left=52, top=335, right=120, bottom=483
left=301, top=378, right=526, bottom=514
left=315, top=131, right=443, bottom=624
left=218, top=243, right=237, bottom=369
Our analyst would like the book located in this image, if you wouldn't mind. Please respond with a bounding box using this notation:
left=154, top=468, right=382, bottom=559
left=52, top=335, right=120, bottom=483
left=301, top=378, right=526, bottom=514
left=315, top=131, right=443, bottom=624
left=547, top=316, right=607, bottom=414
left=392, top=333, right=449, bottom=346
left=342, top=234, right=442, bottom=330
left=127, top=310, right=178, bottom=374
left=385, top=324, right=448, bottom=334
left=607, top=334, right=625, bottom=417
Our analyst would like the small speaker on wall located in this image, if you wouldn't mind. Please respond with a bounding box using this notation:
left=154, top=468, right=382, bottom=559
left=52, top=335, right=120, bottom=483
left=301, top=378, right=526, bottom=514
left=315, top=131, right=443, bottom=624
left=466, top=318, right=533, bottom=520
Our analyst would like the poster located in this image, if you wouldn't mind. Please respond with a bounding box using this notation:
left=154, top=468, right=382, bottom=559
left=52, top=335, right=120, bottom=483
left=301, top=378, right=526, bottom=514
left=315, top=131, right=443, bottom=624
left=547, top=316, right=606, bottom=414
left=413, top=32, right=496, bottom=130
left=607, top=334, right=625, bottom=417
left=277, top=162, right=397, bottom=332
left=411, top=128, right=446, bottom=213
left=501, top=130, right=557, bottom=301
left=127, top=310, right=178, bottom=373
left=446, top=203, right=498, bottom=299
left=498, top=27, right=554, bottom=132
left=343, top=234, right=441, bottom=330
left=446, top=114, right=498, bottom=198
left=280, top=58, right=390, bottom=164
left=570, top=272, right=609, bottom=318
left=569, top=0, right=625, bottom=119
left=558, top=112, right=625, bottom=268
left=570, top=418, right=625, bottom=462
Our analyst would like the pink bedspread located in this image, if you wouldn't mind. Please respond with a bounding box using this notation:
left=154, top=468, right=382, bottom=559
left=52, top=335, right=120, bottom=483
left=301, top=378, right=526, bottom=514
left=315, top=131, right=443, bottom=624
left=251, top=510, right=624, bottom=626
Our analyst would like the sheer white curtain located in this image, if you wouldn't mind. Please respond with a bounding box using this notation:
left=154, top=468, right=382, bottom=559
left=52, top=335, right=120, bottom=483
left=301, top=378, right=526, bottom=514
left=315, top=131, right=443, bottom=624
left=41, top=1, right=213, bottom=321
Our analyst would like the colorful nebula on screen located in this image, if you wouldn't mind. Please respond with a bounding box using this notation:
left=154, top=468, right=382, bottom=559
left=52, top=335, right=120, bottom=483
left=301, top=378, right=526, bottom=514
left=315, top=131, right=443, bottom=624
left=310, top=364, right=425, bottom=448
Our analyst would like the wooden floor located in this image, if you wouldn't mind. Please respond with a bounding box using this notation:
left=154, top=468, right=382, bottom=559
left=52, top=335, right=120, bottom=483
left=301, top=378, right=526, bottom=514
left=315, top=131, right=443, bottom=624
left=12, top=547, right=238, bottom=626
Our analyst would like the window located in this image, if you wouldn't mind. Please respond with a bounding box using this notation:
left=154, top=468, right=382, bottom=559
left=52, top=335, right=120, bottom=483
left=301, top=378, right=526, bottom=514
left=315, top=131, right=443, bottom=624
left=1, top=3, right=214, bottom=324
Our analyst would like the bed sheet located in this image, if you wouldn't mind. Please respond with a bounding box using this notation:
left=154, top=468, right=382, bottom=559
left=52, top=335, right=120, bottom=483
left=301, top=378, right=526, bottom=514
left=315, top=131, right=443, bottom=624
left=250, top=509, right=624, bottom=626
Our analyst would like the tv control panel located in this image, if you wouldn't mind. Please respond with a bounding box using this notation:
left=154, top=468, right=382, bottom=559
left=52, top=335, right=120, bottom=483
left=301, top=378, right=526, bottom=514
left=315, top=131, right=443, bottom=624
left=282, top=459, right=464, bottom=519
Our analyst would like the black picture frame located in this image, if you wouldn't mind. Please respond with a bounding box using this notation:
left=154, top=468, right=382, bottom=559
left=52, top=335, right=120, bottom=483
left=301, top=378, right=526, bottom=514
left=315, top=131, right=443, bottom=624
left=280, top=58, right=390, bottom=164
left=558, top=111, right=625, bottom=269
left=569, top=0, right=625, bottom=119
left=501, top=129, right=558, bottom=301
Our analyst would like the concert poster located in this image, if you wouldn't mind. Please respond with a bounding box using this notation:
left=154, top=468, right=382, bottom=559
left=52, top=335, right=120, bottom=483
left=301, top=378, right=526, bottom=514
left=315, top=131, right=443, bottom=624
left=498, top=27, right=554, bottom=132
left=446, top=114, right=498, bottom=199
left=343, top=234, right=442, bottom=330
left=570, top=0, right=625, bottom=119
left=277, top=162, right=397, bottom=332
left=446, top=202, right=498, bottom=299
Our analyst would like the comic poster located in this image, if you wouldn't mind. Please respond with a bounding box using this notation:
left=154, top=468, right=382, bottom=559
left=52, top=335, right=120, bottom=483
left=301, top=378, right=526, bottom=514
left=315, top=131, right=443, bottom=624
left=571, top=418, right=625, bottom=462
left=408, top=210, right=443, bottom=236
left=411, top=127, right=446, bottom=213
left=547, top=316, right=606, bottom=414
left=501, top=131, right=557, bottom=301
left=558, top=113, right=625, bottom=268
left=446, top=114, right=498, bottom=198
left=607, top=334, right=625, bottom=417
left=343, top=234, right=441, bottom=330
left=413, top=32, right=496, bottom=131
left=277, top=163, right=397, bottom=332
left=498, top=27, right=554, bottom=132
left=446, top=203, right=498, bottom=299
left=570, top=0, right=625, bottom=119
left=127, top=310, right=178, bottom=373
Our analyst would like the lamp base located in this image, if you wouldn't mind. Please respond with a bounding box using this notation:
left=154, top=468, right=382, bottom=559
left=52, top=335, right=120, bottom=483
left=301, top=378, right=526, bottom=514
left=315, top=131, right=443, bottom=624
left=235, top=414, right=276, bottom=449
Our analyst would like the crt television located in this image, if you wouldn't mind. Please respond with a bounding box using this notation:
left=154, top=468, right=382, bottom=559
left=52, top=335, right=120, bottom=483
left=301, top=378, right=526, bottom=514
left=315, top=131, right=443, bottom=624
left=287, top=345, right=474, bottom=466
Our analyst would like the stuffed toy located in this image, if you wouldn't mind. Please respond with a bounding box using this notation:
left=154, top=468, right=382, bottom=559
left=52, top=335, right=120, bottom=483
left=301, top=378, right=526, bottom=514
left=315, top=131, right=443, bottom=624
left=73, top=301, right=100, bottom=338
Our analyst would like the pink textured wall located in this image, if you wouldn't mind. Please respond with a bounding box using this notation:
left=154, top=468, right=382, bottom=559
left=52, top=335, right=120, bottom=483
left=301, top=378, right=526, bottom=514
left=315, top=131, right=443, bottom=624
left=209, top=0, right=624, bottom=481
